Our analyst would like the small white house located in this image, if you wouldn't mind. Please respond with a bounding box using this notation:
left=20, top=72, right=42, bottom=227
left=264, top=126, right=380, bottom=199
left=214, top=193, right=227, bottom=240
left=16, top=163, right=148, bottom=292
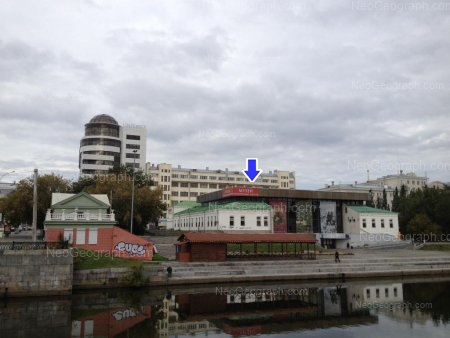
left=341, top=205, right=400, bottom=249
left=172, top=202, right=273, bottom=233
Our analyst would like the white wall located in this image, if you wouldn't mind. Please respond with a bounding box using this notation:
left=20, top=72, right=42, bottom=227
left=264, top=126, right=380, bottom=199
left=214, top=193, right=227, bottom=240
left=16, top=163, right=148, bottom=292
left=173, top=208, right=272, bottom=233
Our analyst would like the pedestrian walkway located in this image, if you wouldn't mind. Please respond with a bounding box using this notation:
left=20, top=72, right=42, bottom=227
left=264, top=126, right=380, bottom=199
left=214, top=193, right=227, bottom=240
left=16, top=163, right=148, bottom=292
left=155, top=249, right=450, bottom=285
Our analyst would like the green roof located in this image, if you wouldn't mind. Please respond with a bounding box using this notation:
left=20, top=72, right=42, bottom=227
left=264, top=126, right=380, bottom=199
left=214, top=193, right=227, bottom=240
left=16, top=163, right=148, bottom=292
left=174, top=202, right=272, bottom=216
left=174, top=201, right=201, bottom=208
left=347, top=205, right=398, bottom=214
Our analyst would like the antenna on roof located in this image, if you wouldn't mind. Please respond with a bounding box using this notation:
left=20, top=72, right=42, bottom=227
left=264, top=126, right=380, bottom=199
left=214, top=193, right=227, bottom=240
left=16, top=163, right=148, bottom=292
left=397, top=156, right=402, bottom=174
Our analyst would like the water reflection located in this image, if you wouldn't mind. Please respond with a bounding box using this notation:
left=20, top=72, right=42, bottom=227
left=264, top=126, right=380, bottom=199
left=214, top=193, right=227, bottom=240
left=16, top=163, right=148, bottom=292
left=1, top=278, right=449, bottom=337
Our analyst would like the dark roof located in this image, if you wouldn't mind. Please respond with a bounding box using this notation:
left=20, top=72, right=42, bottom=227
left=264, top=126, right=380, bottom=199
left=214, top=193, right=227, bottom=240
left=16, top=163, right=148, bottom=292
left=196, top=188, right=369, bottom=203
left=89, top=114, right=119, bottom=125
left=177, top=233, right=318, bottom=244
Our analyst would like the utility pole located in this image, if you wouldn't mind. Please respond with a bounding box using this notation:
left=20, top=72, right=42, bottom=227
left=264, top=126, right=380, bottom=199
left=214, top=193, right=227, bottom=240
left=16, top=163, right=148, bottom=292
left=130, top=150, right=137, bottom=234
left=32, top=169, right=38, bottom=242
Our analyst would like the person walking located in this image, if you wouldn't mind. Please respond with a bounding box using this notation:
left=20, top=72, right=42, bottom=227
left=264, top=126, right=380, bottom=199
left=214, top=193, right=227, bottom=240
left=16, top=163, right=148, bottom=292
left=335, top=251, right=340, bottom=263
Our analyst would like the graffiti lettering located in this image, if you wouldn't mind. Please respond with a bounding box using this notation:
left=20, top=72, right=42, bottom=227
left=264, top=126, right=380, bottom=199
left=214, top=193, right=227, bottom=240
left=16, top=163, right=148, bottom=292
left=112, top=308, right=137, bottom=321
left=114, top=241, right=146, bottom=255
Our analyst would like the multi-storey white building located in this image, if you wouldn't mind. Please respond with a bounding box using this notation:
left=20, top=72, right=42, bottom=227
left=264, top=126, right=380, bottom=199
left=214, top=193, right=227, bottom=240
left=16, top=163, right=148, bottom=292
left=360, top=171, right=428, bottom=193
left=320, top=171, right=429, bottom=209
left=319, top=182, right=395, bottom=209
left=146, top=163, right=295, bottom=223
left=79, top=114, right=146, bottom=175
left=146, top=163, right=295, bottom=205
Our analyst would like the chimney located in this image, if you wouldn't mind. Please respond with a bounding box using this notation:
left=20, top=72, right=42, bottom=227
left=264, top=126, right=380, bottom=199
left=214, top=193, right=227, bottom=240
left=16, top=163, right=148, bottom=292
left=206, top=167, right=209, bottom=170
left=178, top=165, right=181, bottom=169
left=332, top=181, right=334, bottom=185
left=269, top=171, right=272, bottom=174
left=225, top=168, right=228, bottom=171
left=355, top=181, right=357, bottom=185
left=367, top=170, right=370, bottom=182
left=325, top=184, right=328, bottom=188
left=400, top=170, right=403, bottom=175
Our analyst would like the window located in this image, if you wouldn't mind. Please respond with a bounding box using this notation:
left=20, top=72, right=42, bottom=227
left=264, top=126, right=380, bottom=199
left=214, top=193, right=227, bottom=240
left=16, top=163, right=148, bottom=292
left=366, top=289, right=370, bottom=299
left=172, top=191, right=178, bottom=196
left=394, top=287, right=398, bottom=297
left=230, top=216, right=234, bottom=226
left=264, top=216, right=268, bottom=226
left=76, top=229, right=85, bottom=245
left=362, top=219, right=366, bottom=228
left=200, top=183, right=208, bottom=188
left=236, top=178, right=244, bottom=181
left=180, top=182, right=189, bottom=187
left=126, top=144, right=140, bottom=149
left=64, top=229, right=73, bottom=244
left=190, top=192, right=198, bottom=197
left=189, top=175, right=198, bottom=179
left=209, top=176, right=217, bottom=180
left=126, top=153, right=140, bottom=158
left=257, top=216, right=261, bottom=226
left=190, top=183, right=198, bottom=188
left=385, top=288, right=389, bottom=297
left=126, top=135, right=140, bottom=140
left=172, top=182, right=178, bottom=187
left=271, top=180, right=278, bottom=183
left=376, top=289, right=380, bottom=298
left=200, top=175, right=208, bottom=179
left=227, top=177, right=235, bottom=181
left=389, top=219, right=393, bottom=228
left=180, top=175, right=188, bottom=178
left=218, top=177, right=226, bottom=181
left=88, top=228, right=98, bottom=244
left=381, top=219, right=385, bottom=228
left=209, top=184, right=217, bottom=189
left=372, top=219, right=376, bottom=228
left=219, top=184, right=227, bottom=189
left=241, top=216, right=245, bottom=226
left=172, top=174, right=178, bottom=178
left=180, top=192, right=189, bottom=197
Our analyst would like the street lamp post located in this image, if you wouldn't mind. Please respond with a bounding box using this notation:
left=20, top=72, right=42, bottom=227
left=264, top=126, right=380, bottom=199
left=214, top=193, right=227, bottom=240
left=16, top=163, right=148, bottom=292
left=0, top=171, right=15, bottom=182
left=130, top=150, right=138, bottom=234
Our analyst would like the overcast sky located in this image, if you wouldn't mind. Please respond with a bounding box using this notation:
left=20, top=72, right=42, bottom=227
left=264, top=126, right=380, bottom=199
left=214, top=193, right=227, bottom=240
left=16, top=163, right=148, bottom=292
left=1, top=0, right=449, bottom=189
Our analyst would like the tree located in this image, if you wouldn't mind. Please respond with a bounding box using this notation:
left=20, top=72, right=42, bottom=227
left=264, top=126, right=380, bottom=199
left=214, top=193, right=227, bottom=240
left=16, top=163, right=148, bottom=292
left=406, top=214, right=442, bottom=240
left=366, top=189, right=375, bottom=207
left=392, top=187, right=400, bottom=212
left=85, top=172, right=166, bottom=235
left=0, top=174, right=72, bottom=229
left=382, top=188, right=388, bottom=210
left=375, top=196, right=383, bottom=209
left=400, top=184, right=407, bottom=198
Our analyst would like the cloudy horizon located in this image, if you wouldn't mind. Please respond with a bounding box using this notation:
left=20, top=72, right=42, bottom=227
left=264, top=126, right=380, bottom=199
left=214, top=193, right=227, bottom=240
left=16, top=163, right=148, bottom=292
left=1, top=0, right=449, bottom=189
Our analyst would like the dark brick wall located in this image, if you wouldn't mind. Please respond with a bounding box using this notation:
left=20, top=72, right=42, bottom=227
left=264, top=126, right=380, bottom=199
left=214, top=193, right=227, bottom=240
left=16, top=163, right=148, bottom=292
left=191, top=243, right=226, bottom=262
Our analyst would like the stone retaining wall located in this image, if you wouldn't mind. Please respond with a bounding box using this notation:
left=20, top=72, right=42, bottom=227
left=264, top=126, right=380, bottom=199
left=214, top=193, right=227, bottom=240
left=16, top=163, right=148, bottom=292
left=73, top=266, right=166, bottom=288
left=0, top=249, right=73, bottom=296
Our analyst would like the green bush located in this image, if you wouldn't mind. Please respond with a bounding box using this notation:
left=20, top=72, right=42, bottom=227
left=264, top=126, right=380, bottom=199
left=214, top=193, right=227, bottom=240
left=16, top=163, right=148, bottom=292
left=119, top=261, right=148, bottom=287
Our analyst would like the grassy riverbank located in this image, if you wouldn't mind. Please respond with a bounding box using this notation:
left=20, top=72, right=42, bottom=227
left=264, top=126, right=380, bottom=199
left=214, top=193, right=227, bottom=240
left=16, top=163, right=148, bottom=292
left=73, top=249, right=165, bottom=270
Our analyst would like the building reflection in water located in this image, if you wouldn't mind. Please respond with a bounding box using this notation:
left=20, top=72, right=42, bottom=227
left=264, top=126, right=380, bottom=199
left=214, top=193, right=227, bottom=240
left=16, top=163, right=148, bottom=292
left=155, top=283, right=395, bottom=337
left=68, top=280, right=446, bottom=338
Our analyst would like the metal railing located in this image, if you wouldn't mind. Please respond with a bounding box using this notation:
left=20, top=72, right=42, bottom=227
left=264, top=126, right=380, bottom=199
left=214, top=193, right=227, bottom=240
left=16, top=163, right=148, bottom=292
left=0, top=241, right=69, bottom=250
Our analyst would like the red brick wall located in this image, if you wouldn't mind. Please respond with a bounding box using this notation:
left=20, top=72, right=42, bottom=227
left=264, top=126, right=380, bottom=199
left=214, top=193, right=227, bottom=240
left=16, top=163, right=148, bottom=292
left=76, top=306, right=151, bottom=337
left=46, top=226, right=153, bottom=261
left=112, top=226, right=153, bottom=261
left=191, top=243, right=226, bottom=262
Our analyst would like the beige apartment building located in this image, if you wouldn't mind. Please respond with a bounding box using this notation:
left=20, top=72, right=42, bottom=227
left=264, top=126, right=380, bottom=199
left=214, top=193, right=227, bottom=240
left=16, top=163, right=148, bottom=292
left=145, top=162, right=295, bottom=222
left=320, top=171, right=430, bottom=210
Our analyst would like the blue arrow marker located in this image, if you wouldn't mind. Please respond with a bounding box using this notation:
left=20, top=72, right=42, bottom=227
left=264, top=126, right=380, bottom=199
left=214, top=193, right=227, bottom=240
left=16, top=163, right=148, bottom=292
left=242, top=158, right=262, bottom=182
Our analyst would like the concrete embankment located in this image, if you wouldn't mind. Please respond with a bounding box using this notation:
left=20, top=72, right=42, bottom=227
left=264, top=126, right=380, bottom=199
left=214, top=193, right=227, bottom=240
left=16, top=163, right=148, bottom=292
left=154, top=252, right=450, bottom=286
left=0, top=249, right=73, bottom=296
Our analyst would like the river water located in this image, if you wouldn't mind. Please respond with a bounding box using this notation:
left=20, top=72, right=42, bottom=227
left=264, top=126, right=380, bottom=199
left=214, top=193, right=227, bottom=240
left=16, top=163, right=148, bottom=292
left=1, top=277, right=449, bottom=337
